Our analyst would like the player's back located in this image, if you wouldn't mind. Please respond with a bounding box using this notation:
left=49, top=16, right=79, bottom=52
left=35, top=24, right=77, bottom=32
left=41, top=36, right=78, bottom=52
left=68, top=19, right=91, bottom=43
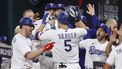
left=50, top=28, right=87, bottom=63
left=38, top=28, right=87, bottom=63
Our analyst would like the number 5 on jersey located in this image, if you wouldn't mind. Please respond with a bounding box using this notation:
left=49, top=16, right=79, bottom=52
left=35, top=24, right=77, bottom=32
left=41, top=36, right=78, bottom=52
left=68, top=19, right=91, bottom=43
left=64, top=40, right=72, bottom=52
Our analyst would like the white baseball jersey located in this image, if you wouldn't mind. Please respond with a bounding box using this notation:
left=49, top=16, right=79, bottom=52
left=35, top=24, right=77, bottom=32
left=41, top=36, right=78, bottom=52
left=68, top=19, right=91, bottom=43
left=38, top=28, right=87, bottom=63
left=32, top=18, right=59, bottom=36
left=11, top=34, right=33, bottom=69
left=106, top=42, right=122, bottom=69
left=79, top=39, right=109, bottom=68
left=32, top=17, right=59, bottom=69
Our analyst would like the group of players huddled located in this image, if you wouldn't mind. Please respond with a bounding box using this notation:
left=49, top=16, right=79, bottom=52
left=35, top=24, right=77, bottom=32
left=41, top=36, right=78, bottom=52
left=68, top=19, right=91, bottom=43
left=11, top=2, right=122, bottom=69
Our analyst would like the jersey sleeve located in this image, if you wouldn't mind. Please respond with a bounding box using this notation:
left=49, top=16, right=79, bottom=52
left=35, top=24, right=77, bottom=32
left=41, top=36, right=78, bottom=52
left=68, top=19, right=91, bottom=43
left=79, top=39, right=89, bottom=48
left=91, top=15, right=101, bottom=28
left=78, top=28, right=87, bottom=37
left=106, top=49, right=115, bottom=66
left=37, top=30, right=54, bottom=40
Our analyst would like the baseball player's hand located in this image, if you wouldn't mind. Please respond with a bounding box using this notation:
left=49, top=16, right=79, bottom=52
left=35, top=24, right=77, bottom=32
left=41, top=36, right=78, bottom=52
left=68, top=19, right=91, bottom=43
left=86, top=4, right=95, bottom=16
left=42, top=42, right=55, bottom=52
left=42, top=12, right=51, bottom=25
left=109, top=30, right=118, bottom=42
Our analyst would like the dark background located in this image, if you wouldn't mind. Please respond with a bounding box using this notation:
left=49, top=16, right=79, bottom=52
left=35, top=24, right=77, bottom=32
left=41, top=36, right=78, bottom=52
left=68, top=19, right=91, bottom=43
left=0, top=0, right=121, bottom=44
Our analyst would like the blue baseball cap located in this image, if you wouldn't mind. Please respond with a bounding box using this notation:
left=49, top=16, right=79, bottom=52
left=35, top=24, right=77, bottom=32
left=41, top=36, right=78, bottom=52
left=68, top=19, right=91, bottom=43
left=19, top=17, right=34, bottom=27
left=57, top=11, right=70, bottom=25
left=56, top=4, right=65, bottom=10
left=97, top=24, right=111, bottom=36
left=45, top=3, right=56, bottom=10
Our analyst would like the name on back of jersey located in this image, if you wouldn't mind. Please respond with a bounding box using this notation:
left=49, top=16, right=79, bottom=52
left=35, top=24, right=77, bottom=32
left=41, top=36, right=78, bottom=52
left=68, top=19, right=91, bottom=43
left=58, top=33, right=77, bottom=39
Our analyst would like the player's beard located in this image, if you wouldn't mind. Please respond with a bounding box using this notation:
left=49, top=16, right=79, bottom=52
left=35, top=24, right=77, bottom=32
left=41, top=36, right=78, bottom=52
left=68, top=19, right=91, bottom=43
left=25, top=29, right=32, bottom=37
left=97, top=33, right=106, bottom=41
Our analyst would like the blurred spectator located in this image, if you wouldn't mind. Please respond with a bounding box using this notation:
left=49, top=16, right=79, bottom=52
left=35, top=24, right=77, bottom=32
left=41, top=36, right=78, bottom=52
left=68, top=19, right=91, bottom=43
left=0, top=35, right=11, bottom=69
left=0, top=35, right=7, bottom=46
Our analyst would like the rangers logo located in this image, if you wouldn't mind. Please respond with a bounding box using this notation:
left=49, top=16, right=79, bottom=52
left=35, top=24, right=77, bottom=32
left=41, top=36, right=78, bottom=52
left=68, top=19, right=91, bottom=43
left=28, top=0, right=40, bottom=6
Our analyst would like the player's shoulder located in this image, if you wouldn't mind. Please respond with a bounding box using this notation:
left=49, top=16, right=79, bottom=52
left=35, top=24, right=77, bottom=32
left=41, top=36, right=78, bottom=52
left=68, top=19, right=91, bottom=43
left=44, top=29, right=56, bottom=33
left=73, top=28, right=86, bottom=30
left=83, top=38, right=94, bottom=42
left=114, top=43, right=122, bottom=50
left=14, top=34, right=30, bottom=41
left=34, top=19, right=42, bottom=25
left=69, top=28, right=87, bottom=32
left=12, top=34, right=24, bottom=44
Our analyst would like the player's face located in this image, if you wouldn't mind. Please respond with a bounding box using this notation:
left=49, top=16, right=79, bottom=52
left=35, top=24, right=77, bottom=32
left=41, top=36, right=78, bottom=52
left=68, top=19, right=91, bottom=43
left=25, top=25, right=34, bottom=36
left=47, top=9, right=56, bottom=16
left=55, top=9, right=64, bottom=16
left=96, top=28, right=107, bottom=40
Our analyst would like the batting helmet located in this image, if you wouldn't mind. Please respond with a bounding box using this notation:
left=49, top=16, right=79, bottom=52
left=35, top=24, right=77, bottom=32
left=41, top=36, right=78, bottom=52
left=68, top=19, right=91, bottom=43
left=45, top=3, right=56, bottom=10
left=19, top=17, right=34, bottom=27
left=56, top=4, right=65, bottom=10
left=57, top=11, right=70, bottom=25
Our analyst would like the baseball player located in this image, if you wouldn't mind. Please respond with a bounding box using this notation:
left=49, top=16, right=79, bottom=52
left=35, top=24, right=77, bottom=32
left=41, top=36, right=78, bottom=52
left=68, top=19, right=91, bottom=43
left=33, top=3, right=57, bottom=34
left=10, top=17, right=55, bottom=69
left=103, top=24, right=122, bottom=69
left=33, top=3, right=65, bottom=34
left=55, top=4, right=65, bottom=16
left=37, top=11, right=87, bottom=69
left=28, top=3, right=58, bottom=69
left=103, top=43, right=122, bottom=69
left=79, top=24, right=111, bottom=69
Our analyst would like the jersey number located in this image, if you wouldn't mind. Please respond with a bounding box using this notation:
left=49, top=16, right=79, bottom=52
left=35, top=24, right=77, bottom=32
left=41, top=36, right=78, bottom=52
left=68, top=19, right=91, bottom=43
left=64, top=40, right=72, bottom=52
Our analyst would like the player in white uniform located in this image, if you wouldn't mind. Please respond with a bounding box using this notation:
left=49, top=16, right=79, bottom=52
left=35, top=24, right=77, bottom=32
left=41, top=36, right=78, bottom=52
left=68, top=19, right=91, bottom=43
left=10, top=17, right=55, bottom=69
left=103, top=43, right=122, bottom=69
left=103, top=24, right=122, bottom=69
left=37, top=11, right=87, bottom=69
left=33, top=3, right=57, bottom=34
left=79, top=24, right=111, bottom=69
left=32, top=3, right=66, bottom=69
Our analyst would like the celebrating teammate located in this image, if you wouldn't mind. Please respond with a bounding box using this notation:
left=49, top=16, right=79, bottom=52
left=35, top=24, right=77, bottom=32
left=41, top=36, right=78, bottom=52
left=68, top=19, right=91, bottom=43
left=36, top=11, right=87, bottom=69
left=10, top=17, right=55, bottom=69
left=103, top=24, right=122, bottom=69
left=79, top=24, right=111, bottom=69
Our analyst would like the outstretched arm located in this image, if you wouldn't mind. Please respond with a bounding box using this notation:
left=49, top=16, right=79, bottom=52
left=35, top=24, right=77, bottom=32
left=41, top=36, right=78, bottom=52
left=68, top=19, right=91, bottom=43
left=37, top=12, right=51, bottom=32
left=25, top=42, right=55, bottom=60
left=86, top=4, right=101, bottom=28
left=105, top=30, right=117, bottom=57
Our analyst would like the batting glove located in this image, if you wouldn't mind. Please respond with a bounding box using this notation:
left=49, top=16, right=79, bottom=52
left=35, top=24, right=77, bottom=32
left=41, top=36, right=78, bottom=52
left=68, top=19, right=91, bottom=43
left=42, top=42, right=55, bottom=52
left=42, top=12, right=51, bottom=25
